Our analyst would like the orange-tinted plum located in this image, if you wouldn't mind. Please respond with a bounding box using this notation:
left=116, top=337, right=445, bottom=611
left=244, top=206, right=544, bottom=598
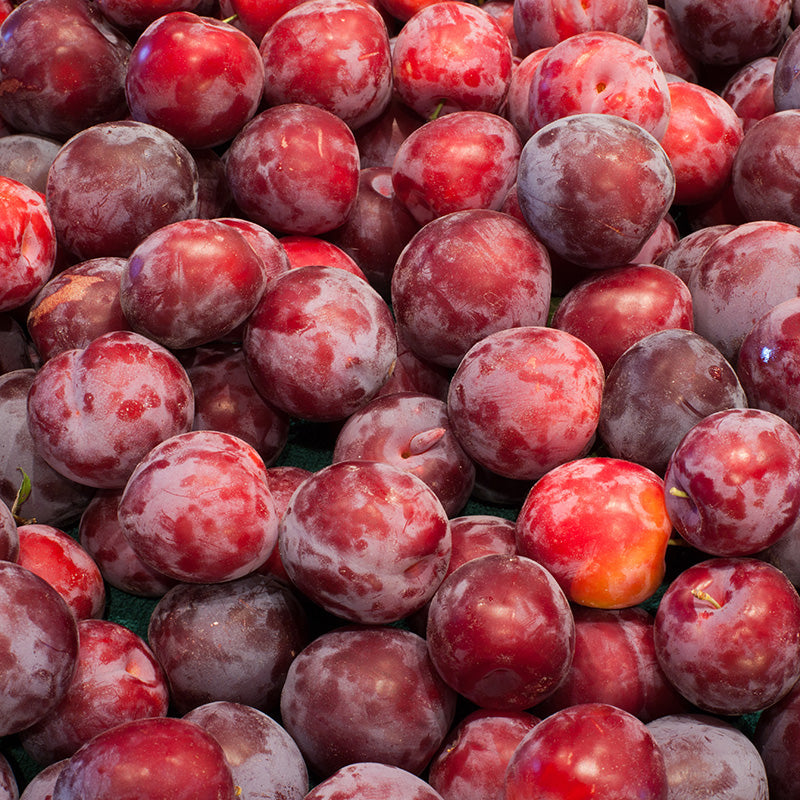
left=517, top=457, right=672, bottom=608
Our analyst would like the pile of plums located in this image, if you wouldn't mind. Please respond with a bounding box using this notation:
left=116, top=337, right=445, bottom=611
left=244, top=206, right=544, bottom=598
left=4, top=0, right=800, bottom=797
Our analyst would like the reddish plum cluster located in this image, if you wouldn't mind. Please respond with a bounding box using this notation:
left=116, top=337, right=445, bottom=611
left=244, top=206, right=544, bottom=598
left=7, top=0, right=800, bottom=797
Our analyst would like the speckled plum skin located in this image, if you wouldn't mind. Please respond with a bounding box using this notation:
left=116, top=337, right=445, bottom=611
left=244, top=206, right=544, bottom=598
left=26, top=330, right=195, bottom=489
left=664, top=408, right=800, bottom=556
left=722, top=56, right=777, bottom=131
left=528, top=32, right=671, bottom=140
left=279, top=460, right=450, bottom=624
left=306, top=763, right=444, bottom=800
left=27, top=257, right=130, bottom=363
left=16, top=524, right=105, bottom=621
left=391, top=209, right=551, bottom=369
left=332, top=392, right=475, bottom=517
left=19, top=619, right=170, bottom=766
left=225, top=104, right=359, bottom=236
left=427, top=709, right=540, bottom=800
left=0, top=369, right=94, bottom=527
left=598, top=329, right=748, bottom=476
left=0, top=176, right=56, bottom=313
left=661, top=222, right=734, bottom=286
left=391, top=2, right=513, bottom=118
left=517, top=457, right=672, bottom=609
left=551, top=263, right=693, bottom=375
left=279, top=626, right=457, bottom=779
left=647, top=714, right=768, bottom=800
left=664, top=0, right=791, bottom=66
left=0, top=560, right=79, bottom=737
left=639, top=5, right=699, bottom=83
left=51, top=717, right=236, bottom=800
left=660, top=81, right=743, bottom=206
left=688, top=221, right=800, bottom=363
left=45, top=120, right=199, bottom=261
left=243, top=265, right=397, bottom=422
left=118, top=430, right=278, bottom=584
left=533, top=606, right=690, bottom=722
left=260, top=0, right=391, bottom=130
left=426, top=554, right=575, bottom=710
left=183, top=702, right=309, bottom=800
left=737, top=297, right=800, bottom=431
left=148, top=575, right=309, bottom=714
left=120, top=219, right=269, bottom=350
left=447, top=326, right=604, bottom=481
left=731, top=112, right=800, bottom=227
left=505, top=703, right=668, bottom=800
left=654, top=557, right=800, bottom=715
left=513, top=0, right=647, bottom=54
left=0, top=0, right=130, bottom=140
left=516, top=113, right=675, bottom=269
left=391, top=111, right=521, bottom=226
left=125, top=12, right=265, bottom=149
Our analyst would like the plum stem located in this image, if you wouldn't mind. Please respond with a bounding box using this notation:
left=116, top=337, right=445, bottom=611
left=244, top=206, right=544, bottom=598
left=669, top=486, right=690, bottom=499
left=691, top=588, right=722, bottom=609
left=429, top=100, right=446, bottom=121
left=403, top=427, right=446, bottom=457
left=11, top=468, right=35, bottom=525
left=221, top=13, right=238, bottom=23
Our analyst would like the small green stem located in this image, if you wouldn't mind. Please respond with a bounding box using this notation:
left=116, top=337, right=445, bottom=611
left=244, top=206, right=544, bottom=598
left=691, top=588, right=722, bottom=609
left=669, top=486, right=690, bottom=499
